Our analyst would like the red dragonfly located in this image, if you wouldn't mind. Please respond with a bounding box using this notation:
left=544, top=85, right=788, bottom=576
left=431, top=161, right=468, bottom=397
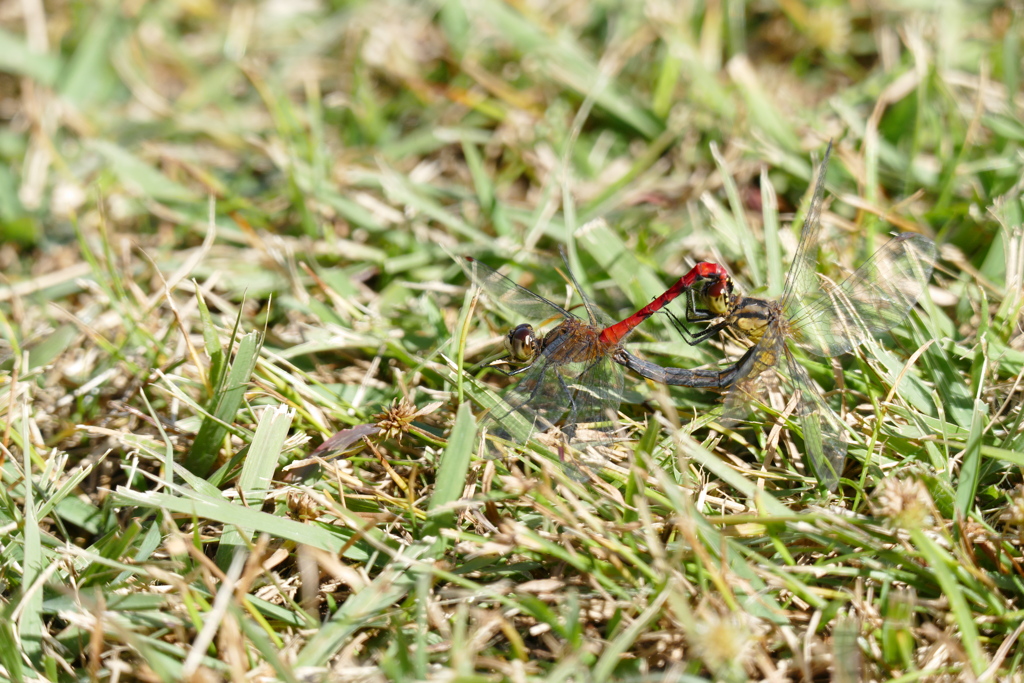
left=614, top=143, right=937, bottom=490
left=454, top=252, right=727, bottom=443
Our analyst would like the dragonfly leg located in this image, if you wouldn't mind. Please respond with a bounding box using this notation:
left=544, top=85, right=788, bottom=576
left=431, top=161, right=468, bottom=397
left=507, top=362, right=534, bottom=377
left=666, top=307, right=731, bottom=346
left=659, top=286, right=731, bottom=345
left=685, top=286, right=721, bottom=323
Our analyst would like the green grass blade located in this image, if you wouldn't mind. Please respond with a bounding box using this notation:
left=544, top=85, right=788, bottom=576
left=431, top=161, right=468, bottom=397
left=294, top=545, right=432, bottom=667
left=955, top=399, right=986, bottom=516
left=57, top=3, right=120, bottom=106
left=185, top=330, right=261, bottom=477
left=0, top=28, right=60, bottom=85
left=215, top=405, right=295, bottom=568
left=16, top=405, right=43, bottom=668
left=85, top=140, right=200, bottom=204
left=760, top=166, right=783, bottom=297
left=423, top=403, right=475, bottom=538
left=112, top=483, right=370, bottom=560
left=677, top=435, right=790, bottom=516
left=910, top=528, right=986, bottom=676
left=710, top=142, right=761, bottom=287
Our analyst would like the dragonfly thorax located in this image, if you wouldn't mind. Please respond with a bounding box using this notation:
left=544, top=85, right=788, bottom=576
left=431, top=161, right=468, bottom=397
left=541, top=318, right=610, bottom=364
left=727, top=296, right=778, bottom=343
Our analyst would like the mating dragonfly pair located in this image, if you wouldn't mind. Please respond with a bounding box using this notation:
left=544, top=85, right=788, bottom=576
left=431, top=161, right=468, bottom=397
left=454, top=144, right=937, bottom=491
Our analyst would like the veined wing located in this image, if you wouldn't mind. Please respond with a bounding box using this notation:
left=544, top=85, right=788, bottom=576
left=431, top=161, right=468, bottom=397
left=557, top=353, right=626, bottom=438
left=782, top=345, right=846, bottom=491
left=559, top=248, right=618, bottom=330
left=486, top=355, right=559, bottom=441
left=786, top=232, right=936, bottom=358
left=779, top=142, right=834, bottom=310
left=719, top=326, right=787, bottom=419
left=454, top=255, right=575, bottom=324
left=498, top=339, right=625, bottom=441
left=723, top=328, right=846, bottom=491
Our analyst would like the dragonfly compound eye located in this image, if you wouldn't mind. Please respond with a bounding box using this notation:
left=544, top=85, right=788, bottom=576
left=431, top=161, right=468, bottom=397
left=504, top=324, right=539, bottom=363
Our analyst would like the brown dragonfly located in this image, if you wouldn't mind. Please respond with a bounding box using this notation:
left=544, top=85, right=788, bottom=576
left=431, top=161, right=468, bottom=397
left=454, top=251, right=728, bottom=444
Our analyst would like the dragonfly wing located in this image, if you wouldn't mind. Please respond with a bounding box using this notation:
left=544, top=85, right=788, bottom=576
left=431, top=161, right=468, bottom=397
left=495, top=337, right=625, bottom=442
left=559, top=248, right=617, bottom=329
left=716, top=328, right=846, bottom=490
left=783, top=345, right=846, bottom=491
left=454, top=255, right=576, bottom=323
left=559, top=354, right=626, bottom=439
left=789, top=232, right=936, bottom=357
left=720, top=331, right=785, bottom=420
left=779, top=143, right=834, bottom=308
left=488, top=355, right=562, bottom=441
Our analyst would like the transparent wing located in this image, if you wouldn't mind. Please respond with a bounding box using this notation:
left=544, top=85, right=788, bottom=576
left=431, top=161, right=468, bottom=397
left=779, top=142, right=834, bottom=309
left=783, top=345, right=847, bottom=491
left=559, top=247, right=617, bottom=329
left=494, top=337, right=625, bottom=442
left=786, top=232, right=936, bottom=357
left=487, top=361, right=559, bottom=442
left=558, top=353, right=626, bottom=438
left=701, top=326, right=845, bottom=490
left=453, top=255, right=575, bottom=323
left=724, top=331, right=847, bottom=490
left=718, top=330, right=786, bottom=421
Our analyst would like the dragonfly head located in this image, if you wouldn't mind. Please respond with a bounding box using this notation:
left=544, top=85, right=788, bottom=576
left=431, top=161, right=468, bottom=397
left=504, top=323, right=540, bottom=364
left=697, top=266, right=735, bottom=316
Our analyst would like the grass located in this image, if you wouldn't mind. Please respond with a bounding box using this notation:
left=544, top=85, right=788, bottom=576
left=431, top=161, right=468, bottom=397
left=1, top=0, right=1023, bottom=680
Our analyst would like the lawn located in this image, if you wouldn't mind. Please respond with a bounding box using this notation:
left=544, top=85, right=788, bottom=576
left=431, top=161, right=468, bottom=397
left=1, top=0, right=1023, bottom=681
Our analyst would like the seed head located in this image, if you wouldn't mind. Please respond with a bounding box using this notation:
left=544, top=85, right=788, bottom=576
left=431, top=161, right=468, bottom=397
left=374, top=398, right=440, bottom=441
left=872, top=477, right=934, bottom=530
left=691, top=609, right=754, bottom=678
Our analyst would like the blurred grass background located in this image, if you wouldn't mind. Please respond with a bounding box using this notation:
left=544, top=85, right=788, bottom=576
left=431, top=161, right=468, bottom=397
left=1, top=0, right=1023, bottom=680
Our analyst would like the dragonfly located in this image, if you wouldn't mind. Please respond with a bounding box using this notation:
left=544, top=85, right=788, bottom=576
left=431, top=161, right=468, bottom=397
left=454, top=252, right=728, bottom=443
left=615, top=143, right=937, bottom=490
